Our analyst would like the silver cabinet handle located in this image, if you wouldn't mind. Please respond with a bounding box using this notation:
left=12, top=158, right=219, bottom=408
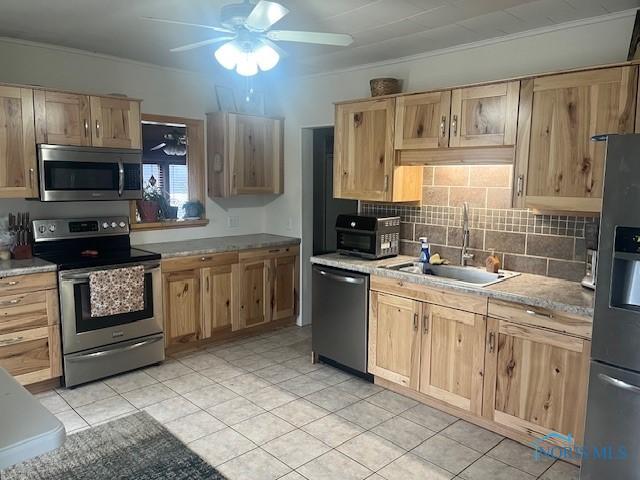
left=422, top=314, right=428, bottom=334
left=0, top=298, right=20, bottom=306
left=598, top=373, right=640, bottom=395
left=1, top=280, right=18, bottom=287
left=29, top=168, right=35, bottom=189
left=118, top=159, right=124, bottom=196
left=440, top=115, right=446, bottom=137
left=516, top=174, right=524, bottom=197
left=84, top=119, right=89, bottom=137
left=383, top=175, right=389, bottom=192
left=201, top=256, right=211, bottom=262
left=413, top=313, right=418, bottom=332
left=525, top=309, right=553, bottom=319
left=488, top=332, right=496, bottom=353
left=316, top=269, right=364, bottom=285
left=451, top=114, right=458, bottom=136
left=95, top=120, right=101, bottom=138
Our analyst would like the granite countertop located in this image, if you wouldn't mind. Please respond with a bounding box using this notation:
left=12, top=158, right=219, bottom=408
left=0, top=257, right=57, bottom=279
left=138, top=234, right=300, bottom=259
left=311, top=253, right=594, bottom=318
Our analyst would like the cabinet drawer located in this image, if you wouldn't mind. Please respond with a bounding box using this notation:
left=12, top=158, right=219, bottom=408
left=161, top=251, right=239, bottom=273
left=0, top=290, right=59, bottom=335
left=0, top=273, right=56, bottom=296
left=239, top=245, right=299, bottom=262
left=0, top=325, right=62, bottom=385
left=487, top=299, right=592, bottom=339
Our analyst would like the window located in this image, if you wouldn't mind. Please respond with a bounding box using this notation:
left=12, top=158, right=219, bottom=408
left=131, top=115, right=207, bottom=230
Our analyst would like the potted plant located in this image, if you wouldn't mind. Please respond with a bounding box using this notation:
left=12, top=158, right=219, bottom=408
left=183, top=200, right=204, bottom=219
left=137, top=184, right=163, bottom=222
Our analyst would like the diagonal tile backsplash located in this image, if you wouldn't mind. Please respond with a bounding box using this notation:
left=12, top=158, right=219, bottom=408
left=361, top=165, right=598, bottom=282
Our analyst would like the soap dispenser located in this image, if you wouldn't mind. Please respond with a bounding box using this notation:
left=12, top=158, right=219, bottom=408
left=419, top=237, right=430, bottom=264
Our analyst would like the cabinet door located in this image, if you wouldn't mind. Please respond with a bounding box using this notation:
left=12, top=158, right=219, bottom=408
left=483, top=319, right=591, bottom=445
left=368, top=291, right=422, bottom=388
left=395, top=91, right=451, bottom=149
left=237, top=259, right=271, bottom=330
left=334, top=98, right=395, bottom=201
left=449, top=81, right=519, bottom=148
left=522, top=67, right=636, bottom=212
left=229, top=114, right=282, bottom=194
left=0, top=86, right=37, bottom=198
left=419, top=305, right=486, bottom=415
left=200, top=264, right=236, bottom=338
left=34, top=90, right=91, bottom=146
left=0, top=325, right=61, bottom=386
left=90, top=96, right=141, bottom=148
left=272, top=254, right=298, bottom=321
left=163, top=270, right=200, bottom=346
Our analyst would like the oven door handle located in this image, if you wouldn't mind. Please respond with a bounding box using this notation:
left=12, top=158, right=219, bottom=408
left=118, top=159, right=125, bottom=196
left=60, top=263, right=161, bottom=281
left=67, top=336, right=163, bottom=360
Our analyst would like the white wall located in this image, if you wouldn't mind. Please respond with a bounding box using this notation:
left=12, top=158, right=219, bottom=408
left=265, top=11, right=638, bottom=324
left=0, top=38, right=277, bottom=244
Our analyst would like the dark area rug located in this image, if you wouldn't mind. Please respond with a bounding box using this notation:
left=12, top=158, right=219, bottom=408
left=0, top=411, right=226, bottom=479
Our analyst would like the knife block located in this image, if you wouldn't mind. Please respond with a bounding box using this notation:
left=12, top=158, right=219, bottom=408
left=12, top=244, right=32, bottom=260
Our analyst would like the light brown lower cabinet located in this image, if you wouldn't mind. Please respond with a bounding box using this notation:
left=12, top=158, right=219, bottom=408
left=369, top=277, right=591, bottom=450
left=162, top=246, right=299, bottom=348
left=0, top=272, right=62, bottom=385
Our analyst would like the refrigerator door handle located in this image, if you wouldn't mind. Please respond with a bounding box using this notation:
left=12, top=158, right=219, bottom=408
left=598, top=373, right=640, bottom=395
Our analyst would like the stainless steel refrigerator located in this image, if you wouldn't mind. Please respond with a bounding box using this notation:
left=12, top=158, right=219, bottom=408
left=582, top=134, right=640, bottom=478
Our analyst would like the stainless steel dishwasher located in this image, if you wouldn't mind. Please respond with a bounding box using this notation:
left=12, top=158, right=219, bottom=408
left=312, top=265, right=369, bottom=374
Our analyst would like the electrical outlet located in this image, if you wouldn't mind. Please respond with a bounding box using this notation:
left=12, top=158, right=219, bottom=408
left=228, top=215, right=240, bottom=228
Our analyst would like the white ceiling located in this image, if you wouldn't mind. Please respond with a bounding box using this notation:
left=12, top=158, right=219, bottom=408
left=0, top=0, right=638, bottom=75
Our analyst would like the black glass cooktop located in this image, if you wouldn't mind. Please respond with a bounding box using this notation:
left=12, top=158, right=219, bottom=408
left=33, top=235, right=160, bottom=271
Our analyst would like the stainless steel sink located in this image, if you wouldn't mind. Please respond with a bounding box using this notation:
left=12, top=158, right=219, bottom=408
left=384, top=261, right=519, bottom=287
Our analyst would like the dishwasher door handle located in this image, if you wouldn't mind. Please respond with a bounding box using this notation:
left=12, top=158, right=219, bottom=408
left=316, top=269, right=365, bottom=285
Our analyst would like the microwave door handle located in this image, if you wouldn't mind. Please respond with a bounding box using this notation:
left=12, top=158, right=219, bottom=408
left=118, top=159, right=124, bottom=196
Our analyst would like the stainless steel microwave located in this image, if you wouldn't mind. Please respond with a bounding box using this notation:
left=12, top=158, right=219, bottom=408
left=336, top=214, right=400, bottom=260
left=38, top=144, right=143, bottom=201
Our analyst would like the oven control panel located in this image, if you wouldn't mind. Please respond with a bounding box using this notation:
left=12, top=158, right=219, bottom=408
left=33, top=216, right=130, bottom=241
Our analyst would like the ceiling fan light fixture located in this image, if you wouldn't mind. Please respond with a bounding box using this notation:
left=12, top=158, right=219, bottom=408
left=235, top=51, right=259, bottom=76
left=255, top=42, right=279, bottom=71
left=214, top=40, right=242, bottom=70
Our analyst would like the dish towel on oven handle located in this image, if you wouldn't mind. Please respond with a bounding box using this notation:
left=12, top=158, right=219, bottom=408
left=89, top=265, right=145, bottom=317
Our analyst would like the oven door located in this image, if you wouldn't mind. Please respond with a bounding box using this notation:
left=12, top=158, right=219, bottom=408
left=38, top=144, right=142, bottom=201
left=337, top=229, right=378, bottom=259
left=58, top=260, right=163, bottom=354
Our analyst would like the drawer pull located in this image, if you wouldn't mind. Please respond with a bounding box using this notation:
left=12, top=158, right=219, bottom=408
left=1, top=281, right=18, bottom=287
left=488, top=332, right=496, bottom=353
left=269, top=249, right=280, bottom=253
left=413, top=313, right=419, bottom=332
left=0, top=299, right=20, bottom=306
left=525, top=309, right=553, bottom=319
left=0, top=336, right=24, bottom=347
left=201, top=257, right=211, bottom=262
left=423, top=315, right=429, bottom=334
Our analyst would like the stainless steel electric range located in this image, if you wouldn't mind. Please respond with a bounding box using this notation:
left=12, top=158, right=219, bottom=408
left=33, top=216, right=164, bottom=387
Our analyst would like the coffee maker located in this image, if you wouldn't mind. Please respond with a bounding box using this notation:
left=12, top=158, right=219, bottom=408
left=581, top=221, right=599, bottom=290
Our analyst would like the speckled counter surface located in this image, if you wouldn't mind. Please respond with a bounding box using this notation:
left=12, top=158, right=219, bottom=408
left=138, top=234, right=300, bottom=259
left=0, top=257, right=57, bottom=278
left=311, top=253, right=594, bottom=318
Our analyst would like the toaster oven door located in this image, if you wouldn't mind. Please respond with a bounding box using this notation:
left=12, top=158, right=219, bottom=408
left=336, top=229, right=377, bottom=258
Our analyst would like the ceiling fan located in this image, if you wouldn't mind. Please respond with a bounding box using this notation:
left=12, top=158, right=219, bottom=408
left=150, top=130, right=187, bottom=156
left=142, top=0, right=354, bottom=76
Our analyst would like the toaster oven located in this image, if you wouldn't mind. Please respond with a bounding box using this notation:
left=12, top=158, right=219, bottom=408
left=336, top=214, right=400, bottom=260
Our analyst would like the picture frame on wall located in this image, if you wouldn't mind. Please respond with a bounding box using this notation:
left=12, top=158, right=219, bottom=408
left=215, top=85, right=237, bottom=112
left=236, top=89, right=265, bottom=116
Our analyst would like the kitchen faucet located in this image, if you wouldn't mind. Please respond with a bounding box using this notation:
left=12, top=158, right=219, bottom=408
left=461, top=202, right=474, bottom=266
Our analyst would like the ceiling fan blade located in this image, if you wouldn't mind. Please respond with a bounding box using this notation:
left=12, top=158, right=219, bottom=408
left=150, top=143, right=167, bottom=151
left=170, top=36, right=235, bottom=52
left=245, top=1, right=289, bottom=32
left=141, top=16, right=234, bottom=34
left=266, top=30, right=353, bottom=46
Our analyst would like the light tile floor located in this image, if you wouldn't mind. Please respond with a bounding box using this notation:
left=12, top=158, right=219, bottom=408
left=38, top=325, right=580, bottom=480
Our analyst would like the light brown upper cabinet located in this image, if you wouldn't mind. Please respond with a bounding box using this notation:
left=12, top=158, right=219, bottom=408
left=34, top=90, right=141, bottom=149
left=207, top=112, right=283, bottom=198
left=515, top=66, right=637, bottom=213
left=395, top=91, right=451, bottom=149
left=0, top=86, right=37, bottom=198
left=89, top=96, right=141, bottom=149
left=34, top=90, right=92, bottom=146
left=449, top=81, right=520, bottom=148
left=334, top=98, right=422, bottom=202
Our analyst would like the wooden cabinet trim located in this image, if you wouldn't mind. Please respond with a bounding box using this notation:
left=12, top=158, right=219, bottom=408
left=498, top=321, right=585, bottom=353
left=238, top=245, right=299, bottom=262
left=0, top=273, right=57, bottom=296
left=161, top=251, right=239, bottom=273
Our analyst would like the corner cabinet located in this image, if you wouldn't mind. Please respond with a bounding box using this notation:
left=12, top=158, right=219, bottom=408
left=334, top=98, right=422, bottom=202
left=515, top=66, right=637, bottom=213
left=207, top=112, right=284, bottom=198
left=34, top=90, right=141, bottom=149
left=0, top=86, right=37, bottom=198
